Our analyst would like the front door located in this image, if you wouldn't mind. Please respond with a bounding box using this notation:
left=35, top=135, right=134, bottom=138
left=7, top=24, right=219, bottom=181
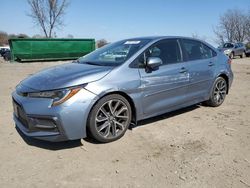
left=138, top=39, right=190, bottom=116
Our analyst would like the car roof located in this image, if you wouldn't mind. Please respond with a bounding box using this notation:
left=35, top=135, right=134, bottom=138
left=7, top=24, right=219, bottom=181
left=125, top=36, right=199, bottom=41
left=124, top=36, right=216, bottom=49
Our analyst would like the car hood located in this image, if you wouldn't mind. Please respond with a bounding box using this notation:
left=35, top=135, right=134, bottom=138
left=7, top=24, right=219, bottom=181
left=19, top=62, right=113, bottom=91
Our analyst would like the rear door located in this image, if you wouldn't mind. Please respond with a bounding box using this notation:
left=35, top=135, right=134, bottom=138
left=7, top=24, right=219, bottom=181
left=180, top=39, right=216, bottom=101
left=138, top=39, right=190, bottom=116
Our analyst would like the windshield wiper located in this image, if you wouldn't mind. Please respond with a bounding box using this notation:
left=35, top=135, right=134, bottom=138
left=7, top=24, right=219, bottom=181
left=85, top=62, right=102, bottom=66
left=77, top=61, right=117, bottom=67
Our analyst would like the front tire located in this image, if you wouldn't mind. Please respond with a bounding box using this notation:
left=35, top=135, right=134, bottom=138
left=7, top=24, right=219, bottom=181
left=87, top=94, right=132, bottom=143
left=206, top=77, right=228, bottom=107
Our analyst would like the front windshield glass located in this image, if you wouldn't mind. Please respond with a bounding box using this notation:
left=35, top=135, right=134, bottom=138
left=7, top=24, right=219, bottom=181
left=77, top=39, right=151, bottom=66
left=223, top=43, right=234, bottom=48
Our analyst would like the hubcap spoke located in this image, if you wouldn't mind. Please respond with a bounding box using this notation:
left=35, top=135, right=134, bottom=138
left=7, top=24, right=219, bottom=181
left=114, top=120, right=125, bottom=130
left=97, top=121, right=110, bottom=132
left=220, top=90, right=226, bottom=94
left=220, top=82, right=225, bottom=89
left=116, top=115, right=129, bottom=119
left=100, top=107, right=109, bottom=118
left=113, top=101, right=120, bottom=113
left=96, top=116, right=108, bottom=122
left=115, top=107, right=128, bottom=116
left=107, top=100, right=114, bottom=114
left=111, top=123, right=117, bottom=136
left=103, top=124, right=111, bottom=137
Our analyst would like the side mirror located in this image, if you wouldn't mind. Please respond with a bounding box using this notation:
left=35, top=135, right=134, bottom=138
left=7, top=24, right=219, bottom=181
left=146, top=57, right=163, bottom=69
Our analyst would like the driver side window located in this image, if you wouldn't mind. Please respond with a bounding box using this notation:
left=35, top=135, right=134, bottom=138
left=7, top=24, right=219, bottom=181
left=130, top=39, right=182, bottom=68
left=146, top=39, right=181, bottom=65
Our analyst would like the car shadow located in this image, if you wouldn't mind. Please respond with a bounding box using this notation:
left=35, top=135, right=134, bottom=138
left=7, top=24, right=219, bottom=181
left=15, top=104, right=201, bottom=148
left=85, top=104, right=201, bottom=144
left=129, top=104, right=201, bottom=129
left=16, top=127, right=83, bottom=150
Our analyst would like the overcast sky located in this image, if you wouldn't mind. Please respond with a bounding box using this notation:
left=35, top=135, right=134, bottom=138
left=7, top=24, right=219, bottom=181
left=1, top=0, right=250, bottom=46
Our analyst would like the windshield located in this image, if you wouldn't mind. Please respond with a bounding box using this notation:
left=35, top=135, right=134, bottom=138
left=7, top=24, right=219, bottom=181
left=223, top=43, right=234, bottom=48
left=77, top=39, right=151, bottom=66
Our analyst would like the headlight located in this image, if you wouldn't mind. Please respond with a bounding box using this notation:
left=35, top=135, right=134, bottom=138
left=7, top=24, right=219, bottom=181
left=28, top=87, right=81, bottom=106
left=224, top=49, right=232, bottom=53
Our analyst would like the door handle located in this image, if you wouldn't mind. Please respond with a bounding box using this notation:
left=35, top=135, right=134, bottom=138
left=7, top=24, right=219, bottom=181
left=208, top=62, right=214, bottom=66
left=179, top=67, right=187, bottom=73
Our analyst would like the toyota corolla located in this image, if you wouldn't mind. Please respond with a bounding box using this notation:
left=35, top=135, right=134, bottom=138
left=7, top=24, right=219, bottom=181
left=12, top=36, right=233, bottom=143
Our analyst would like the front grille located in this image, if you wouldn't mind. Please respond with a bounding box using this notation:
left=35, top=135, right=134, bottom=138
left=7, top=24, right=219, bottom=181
left=13, top=99, right=29, bottom=129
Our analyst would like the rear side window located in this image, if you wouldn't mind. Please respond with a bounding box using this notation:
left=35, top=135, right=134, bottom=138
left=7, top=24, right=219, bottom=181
left=182, top=39, right=216, bottom=61
left=182, top=39, right=203, bottom=60
left=146, top=39, right=181, bottom=65
left=202, top=44, right=216, bottom=59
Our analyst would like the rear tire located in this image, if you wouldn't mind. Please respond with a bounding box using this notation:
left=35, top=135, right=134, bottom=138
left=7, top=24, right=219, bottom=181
left=229, top=52, right=234, bottom=59
left=87, top=94, right=132, bottom=143
left=205, top=77, right=228, bottom=107
left=240, top=52, right=246, bottom=58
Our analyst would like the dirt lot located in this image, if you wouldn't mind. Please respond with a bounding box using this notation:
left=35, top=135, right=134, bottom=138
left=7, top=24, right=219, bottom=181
left=0, top=57, right=250, bottom=188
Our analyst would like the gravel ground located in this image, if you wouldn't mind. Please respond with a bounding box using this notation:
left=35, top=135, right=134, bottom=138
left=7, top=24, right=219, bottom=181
left=0, top=57, right=250, bottom=188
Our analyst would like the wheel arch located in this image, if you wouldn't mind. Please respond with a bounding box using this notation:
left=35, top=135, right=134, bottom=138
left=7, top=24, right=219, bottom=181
left=87, top=91, right=137, bottom=129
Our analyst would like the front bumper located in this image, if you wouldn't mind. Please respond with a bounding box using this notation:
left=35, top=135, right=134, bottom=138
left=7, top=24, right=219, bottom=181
left=223, top=50, right=232, bottom=56
left=12, top=88, right=98, bottom=142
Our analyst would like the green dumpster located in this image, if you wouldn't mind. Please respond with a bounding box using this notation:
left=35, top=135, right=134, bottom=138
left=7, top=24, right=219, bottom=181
left=8, top=38, right=95, bottom=62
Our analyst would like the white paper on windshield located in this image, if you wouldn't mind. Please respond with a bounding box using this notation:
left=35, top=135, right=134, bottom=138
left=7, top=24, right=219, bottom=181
left=124, top=41, right=141, bottom=44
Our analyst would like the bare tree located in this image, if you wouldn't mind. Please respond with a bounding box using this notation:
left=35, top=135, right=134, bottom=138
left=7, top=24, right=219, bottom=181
left=66, top=34, right=74, bottom=38
left=246, top=10, right=250, bottom=41
left=213, top=26, right=225, bottom=46
left=0, top=31, right=31, bottom=45
left=96, top=39, right=108, bottom=48
left=191, top=32, right=207, bottom=41
left=214, top=9, right=249, bottom=45
left=32, top=34, right=45, bottom=38
left=0, top=31, right=9, bottom=46
left=8, top=34, right=18, bottom=39
left=27, top=0, right=69, bottom=38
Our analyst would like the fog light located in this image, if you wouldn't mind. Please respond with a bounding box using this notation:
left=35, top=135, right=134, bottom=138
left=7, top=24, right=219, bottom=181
left=29, top=117, right=58, bottom=130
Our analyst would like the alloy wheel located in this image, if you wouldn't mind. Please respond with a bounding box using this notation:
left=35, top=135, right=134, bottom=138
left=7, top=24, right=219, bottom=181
left=95, top=99, right=130, bottom=139
left=213, top=79, right=227, bottom=105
